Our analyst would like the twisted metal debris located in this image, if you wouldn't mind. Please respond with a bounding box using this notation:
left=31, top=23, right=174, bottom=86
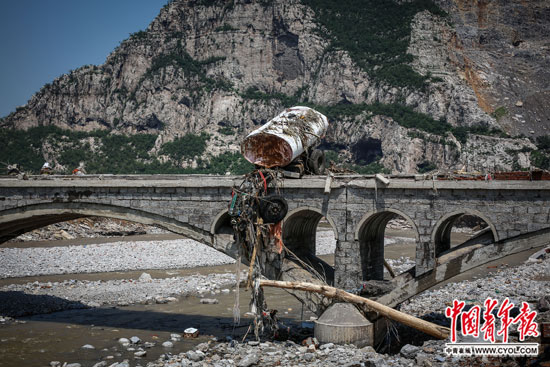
left=229, top=169, right=287, bottom=339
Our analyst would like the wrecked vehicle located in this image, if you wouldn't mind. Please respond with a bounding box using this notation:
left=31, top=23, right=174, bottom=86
left=241, top=106, right=329, bottom=176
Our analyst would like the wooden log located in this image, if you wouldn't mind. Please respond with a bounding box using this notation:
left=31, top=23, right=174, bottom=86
left=383, top=259, right=396, bottom=278
left=259, top=279, right=450, bottom=340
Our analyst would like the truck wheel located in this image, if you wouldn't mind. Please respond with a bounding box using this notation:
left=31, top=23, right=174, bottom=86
left=259, top=195, right=288, bottom=224
left=308, top=149, right=326, bottom=175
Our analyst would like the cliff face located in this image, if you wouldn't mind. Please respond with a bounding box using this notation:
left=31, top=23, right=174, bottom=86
left=435, top=0, right=550, bottom=137
left=1, top=0, right=546, bottom=174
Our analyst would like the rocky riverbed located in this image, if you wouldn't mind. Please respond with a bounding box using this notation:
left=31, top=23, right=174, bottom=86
left=0, top=221, right=548, bottom=366
left=0, top=229, right=417, bottom=318
left=0, top=239, right=235, bottom=278
left=125, top=338, right=451, bottom=367
left=134, top=326, right=549, bottom=367
left=0, top=272, right=245, bottom=317
left=0, top=247, right=547, bottom=366
left=0, top=231, right=340, bottom=279
left=401, top=248, right=550, bottom=318
left=136, top=248, right=550, bottom=367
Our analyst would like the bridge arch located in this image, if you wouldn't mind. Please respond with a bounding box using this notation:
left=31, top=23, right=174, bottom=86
left=0, top=202, right=213, bottom=246
left=355, top=208, right=419, bottom=281
left=283, top=207, right=339, bottom=255
left=209, top=209, right=243, bottom=259
left=282, top=206, right=338, bottom=284
left=211, top=209, right=232, bottom=235
left=432, top=209, right=499, bottom=257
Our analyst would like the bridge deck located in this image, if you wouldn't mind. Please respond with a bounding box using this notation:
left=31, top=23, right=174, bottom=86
left=0, top=174, right=549, bottom=190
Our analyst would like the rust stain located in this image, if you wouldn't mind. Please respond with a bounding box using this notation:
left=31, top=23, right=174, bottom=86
left=242, top=134, right=293, bottom=168
left=269, top=222, right=284, bottom=254
left=444, top=21, right=493, bottom=114
left=241, top=107, right=327, bottom=168
left=462, top=57, right=493, bottom=113
left=477, top=0, right=490, bottom=29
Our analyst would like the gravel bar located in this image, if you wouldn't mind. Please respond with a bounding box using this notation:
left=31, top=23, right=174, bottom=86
left=0, top=272, right=245, bottom=317
left=402, top=249, right=550, bottom=316
left=0, top=239, right=235, bottom=278
left=0, top=231, right=338, bottom=279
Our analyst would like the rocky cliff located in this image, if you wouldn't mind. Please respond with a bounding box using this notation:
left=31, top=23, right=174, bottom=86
left=1, top=0, right=548, bottom=174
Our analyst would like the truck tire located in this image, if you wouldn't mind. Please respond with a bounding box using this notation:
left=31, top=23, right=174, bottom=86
left=259, top=195, right=288, bottom=224
left=308, top=149, right=326, bottom=175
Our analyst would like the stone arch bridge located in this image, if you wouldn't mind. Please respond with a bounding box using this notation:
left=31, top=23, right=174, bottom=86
left=1, top=175, right=548, bottom=306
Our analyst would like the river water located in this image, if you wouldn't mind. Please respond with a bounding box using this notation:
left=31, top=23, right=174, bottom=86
left=0, top=285, right=314, bottom=367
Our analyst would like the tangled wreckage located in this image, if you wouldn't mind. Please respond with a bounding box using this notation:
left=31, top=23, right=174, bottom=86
left=229, top=106, right=450, bottom=345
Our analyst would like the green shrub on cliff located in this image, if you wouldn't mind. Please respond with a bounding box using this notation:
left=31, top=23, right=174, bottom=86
left=160, top=133, right=210, bottom=161
left=532, top=135, right=550, bottom=170
left=301, top=0, right=446, bottom=89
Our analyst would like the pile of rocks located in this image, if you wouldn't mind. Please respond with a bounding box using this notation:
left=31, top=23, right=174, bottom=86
left=144, top=338, right=455, bottom=367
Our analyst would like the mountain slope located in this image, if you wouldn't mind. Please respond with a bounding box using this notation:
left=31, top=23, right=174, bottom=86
left=1, top=0, right=547, bottom=174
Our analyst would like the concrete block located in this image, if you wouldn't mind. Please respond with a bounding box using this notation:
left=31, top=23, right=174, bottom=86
left=513, top=222, right=528, bottom=232
left=315, top=303, right=373, bottom=347
left=534, top=215, right=549, bottom=224
left=513, top=206, right=528, bottom=214
left=339, top=257, right=351, bottom=265
left=345, top=232, right=356, bottom=241
left=528, top=223, right=546, bottom=232
left=155, top=187, right=176, bottom=194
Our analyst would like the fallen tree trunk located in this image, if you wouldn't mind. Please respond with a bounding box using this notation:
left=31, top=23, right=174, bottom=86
left=278, top=258, right=333, bottom=316
left=259, top=279, right=450, bottom=340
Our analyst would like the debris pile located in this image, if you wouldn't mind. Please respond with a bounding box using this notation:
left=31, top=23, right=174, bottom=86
left=229, top=169, right=288, bottom=339
left=231, top=106, right=471, bottom=345
left=230, top=106, right=333, bottom=339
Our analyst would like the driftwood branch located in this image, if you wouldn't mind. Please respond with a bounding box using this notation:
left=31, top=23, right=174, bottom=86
left=383, top=259, right=396, bottom=278
left=259, top=279, right=450, bottom=340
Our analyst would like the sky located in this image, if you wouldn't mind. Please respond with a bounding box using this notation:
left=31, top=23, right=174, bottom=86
left=0, top=0, right=167, bottom=118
